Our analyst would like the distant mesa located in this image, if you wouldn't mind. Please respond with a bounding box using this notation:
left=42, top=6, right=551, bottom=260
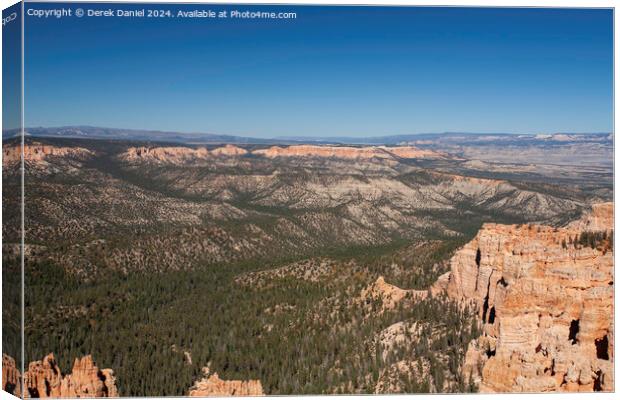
left=211, top=144, right=249, bottom=156
left=252, top=144, right=392, bottom=159
left=251, top=144, right=445, bottom=160
left=380, top=145, right=446, bottom=159
left=120, top=146, right=210, bottom=163
left=117, top=143, right=444, bottom=164
left=550, top=134, right=580, bottom=141
left=3, top=142, right=440, bottom=166
left=2, top=143, right=93, bottom=167
left=120, top=144, right=250, bottom=163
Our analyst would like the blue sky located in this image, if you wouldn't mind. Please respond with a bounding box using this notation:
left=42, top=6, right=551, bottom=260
left=22, top=3, right=613, bottom=138
left=3, top=3, right=21, bottom=130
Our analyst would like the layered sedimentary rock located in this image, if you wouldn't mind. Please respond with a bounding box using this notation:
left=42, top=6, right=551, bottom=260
left=436, top=206, right=613, bottom=392
left=568, top=202, right=613, bottom=232
left=120, top=146, right=209, bottom=163
left=2, top=354, right=21, bottom=397
left=189, top=369, right=264, bottom=397
left=360, top=276, right=427, bottom=312
left=211, top=145, right=249, bottom=156
left=120, top=144, right=248, bottom=162
left=3, top=143, right=93, bottom=166
left=251, top=145, right=443, bottom=160
left=22, top=353, right=117, bottom=398
left=382, top=146, right=445, bottom=159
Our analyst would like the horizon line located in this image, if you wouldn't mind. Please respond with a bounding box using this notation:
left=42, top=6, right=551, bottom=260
left=2, top=125, right=613, bottom=139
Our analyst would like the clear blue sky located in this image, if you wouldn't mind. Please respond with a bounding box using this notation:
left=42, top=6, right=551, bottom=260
left=3, top=2, right=21, bottom=130
left=23, top=3, right=613, bottom=138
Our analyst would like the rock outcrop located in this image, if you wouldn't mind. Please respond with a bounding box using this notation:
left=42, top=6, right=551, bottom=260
left=382, top=146, right=446, bottom=159
left=2, top=354, right=21, bottom=397
left=568, top=202, right=613, bottom=232
left=211, top=145, right=248, bottom=156
left=374, top=321, right=421, bottom=361
left=374, top=359, right=437, bottom=394
left=251, top=145, right=443, bottom=160
left=360, top=276, right=427, bottom=312
left=189, top=368, right=264, bottom=397
left=120, top=146, right=209, bottom=164
left=120, top=144, right=250, bottom=163
left=3, top=143, right=93, bottom=166
left=435, top=205, right=614, bottom=392
left=21, top=353, right=117, bottom=398
left=117, top=144, right=443, bottom=163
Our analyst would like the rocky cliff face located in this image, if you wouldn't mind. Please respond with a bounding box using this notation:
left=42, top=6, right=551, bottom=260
left=252, top=145, right=443, bottom=160
left=436, top=206, right=613, bottom=392
left=2, top=354, right=21, bottom=397
left=3, top=143, right=93, bottom=167
left=211, top=145, right=249, bottom=156
left=120, top=146, right=210, bottom=163
left=383, top=146, right=446, bottom=159
left=120, top=144, right=251, bottom=163
left=360, top=276, right=427, bottom=312
left=16, top=353, right=117, bottom=398
left=568, top=202, right=613, bottom=232
left=189, top=368, right=264, bottom=397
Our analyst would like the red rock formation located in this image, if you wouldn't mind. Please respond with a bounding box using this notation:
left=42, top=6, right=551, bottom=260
left=381, top=146, right=446, bottom=159
left=435, top=206, right=614, bottom=392
left=360, top=276, right=427, bottom=311
left=252, top=145, right=443, bottom=160
left=2, top=354, right=21, bottom=397
left=2, top=143, right=93, bottom=166
left=116, top=144, right=444, bottom=163
left=211, top=145, right=248, bottom=156
left=429, top=272, right=450, bottom=297
left=189, top=368, right=264, bottom=397
left=568, top=202, right=613, bottom=232
left=120, top=146, right=209, bottom=163
left=22, top=354, right=117, bottom=398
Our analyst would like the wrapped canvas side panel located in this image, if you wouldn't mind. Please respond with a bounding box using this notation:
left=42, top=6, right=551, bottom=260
left=2, top=1, right=23, bottom=398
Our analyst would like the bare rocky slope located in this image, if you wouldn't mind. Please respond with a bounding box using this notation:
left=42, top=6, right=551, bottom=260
left=432, top=203, right=614, bottom=392
left=3, top=139, right=596, bottom=278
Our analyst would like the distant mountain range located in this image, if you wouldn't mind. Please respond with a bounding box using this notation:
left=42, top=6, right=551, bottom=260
left=2, top=126, right=275, bottom=144
left=2, top=126, right=612, bottom=146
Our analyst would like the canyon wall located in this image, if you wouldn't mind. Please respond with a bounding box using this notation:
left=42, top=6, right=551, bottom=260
left=3, top=143, right=93, bottom=167
left=438, top=203, right=613, bottom=392
left=119, top=143, right=444, bottom=162
left=252, top=145, right=443, bottom=160
left=120, top=146, right=210, bottom=163
left=568, top=202, right=614, bottom=232
left=118, top=144, right=444, bottom=164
